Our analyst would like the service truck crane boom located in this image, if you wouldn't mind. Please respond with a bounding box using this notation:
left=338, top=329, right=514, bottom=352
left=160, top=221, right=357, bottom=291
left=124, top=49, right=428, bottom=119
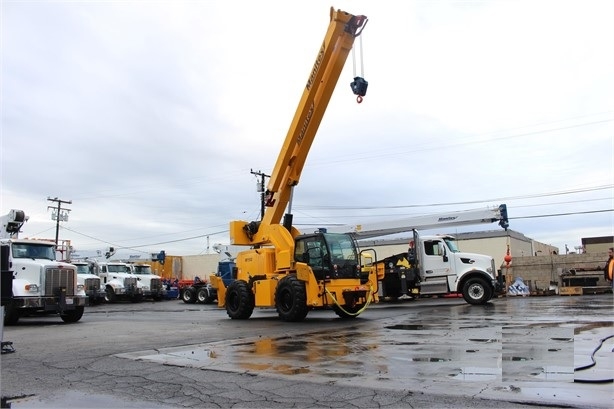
left=211, top=8, right=376, bottom=322
left=327, top=204, right=509, bottom=239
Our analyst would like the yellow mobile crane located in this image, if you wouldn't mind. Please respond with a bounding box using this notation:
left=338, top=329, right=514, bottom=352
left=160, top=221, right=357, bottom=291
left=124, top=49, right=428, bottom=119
left=210, top=7, right=376, bottom=321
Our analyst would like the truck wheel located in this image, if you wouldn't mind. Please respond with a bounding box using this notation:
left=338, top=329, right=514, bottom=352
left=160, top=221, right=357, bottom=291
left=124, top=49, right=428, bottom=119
left=275, top=275, right=308, bottom=322
left=3, top=304, right=20, bottom=325
left=225, top=280, right=254, bottom=319
left=60, top=306, right=84, bottom=323
left=105, top=287, right=117, bottom=303
left=462, top=277, right=493, bottom=305
left=182, top=287, right=197, bottom=304
left=197, top=287, right=211, bottom=304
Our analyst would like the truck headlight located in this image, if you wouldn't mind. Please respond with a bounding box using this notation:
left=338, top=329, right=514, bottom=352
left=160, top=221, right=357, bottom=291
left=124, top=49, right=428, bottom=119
left=25, top=284, right=39, bottom=292
left=77, top=284, right=85, bottom=291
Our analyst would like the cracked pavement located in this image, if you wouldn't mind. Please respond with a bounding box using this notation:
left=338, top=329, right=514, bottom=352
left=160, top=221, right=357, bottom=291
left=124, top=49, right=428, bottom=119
left=1, top=295, right=612, bottom=408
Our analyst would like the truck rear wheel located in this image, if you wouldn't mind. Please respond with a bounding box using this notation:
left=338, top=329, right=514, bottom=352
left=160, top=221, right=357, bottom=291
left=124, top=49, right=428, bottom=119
left=182, top=287, right=197, bottom=304
left=462, top=277, right=492, bottom=305
left=225, top=280, right=254, bottom=319
left=60, top=306, right=84, bottom=323
left=275, top=275, right=308, bottom=322
left=197, top=287, right=212, bottom=304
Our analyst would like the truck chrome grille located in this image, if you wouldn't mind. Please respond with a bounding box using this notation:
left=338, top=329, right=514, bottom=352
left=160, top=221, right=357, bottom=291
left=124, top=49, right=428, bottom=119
left=45, top=268, right=75, bottom=296
left=84, top=278, right=101, bottom=291
left=150, top=278, right=161, bottom=291
left=124, top=277, right=137, bottom=288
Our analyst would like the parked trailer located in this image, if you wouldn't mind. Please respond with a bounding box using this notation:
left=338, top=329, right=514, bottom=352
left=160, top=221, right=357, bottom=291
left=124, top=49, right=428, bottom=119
left=180, top=261, right=235, bottom=304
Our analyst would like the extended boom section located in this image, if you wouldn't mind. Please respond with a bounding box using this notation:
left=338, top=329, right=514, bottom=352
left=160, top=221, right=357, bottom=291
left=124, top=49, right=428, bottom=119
left=212, top=8, right=375, bottom=322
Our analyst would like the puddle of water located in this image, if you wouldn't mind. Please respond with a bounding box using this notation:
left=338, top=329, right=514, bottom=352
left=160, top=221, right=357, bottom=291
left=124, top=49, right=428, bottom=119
left=385, top=324, right=426, bottom=330
left=448, top=366, right=501, bottom=381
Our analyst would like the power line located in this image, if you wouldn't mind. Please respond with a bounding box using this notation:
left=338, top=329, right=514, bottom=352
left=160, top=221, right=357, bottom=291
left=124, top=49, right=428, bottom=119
left=61, top=225, right=228, bottom=251
left=510, top=209, right=613, bottom=220
left=294, top=184, right=614, bottom=210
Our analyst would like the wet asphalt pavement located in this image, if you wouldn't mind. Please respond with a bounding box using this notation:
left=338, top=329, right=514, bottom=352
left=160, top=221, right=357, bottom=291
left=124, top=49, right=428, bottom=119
left=1, top=293, right=612, bottom=408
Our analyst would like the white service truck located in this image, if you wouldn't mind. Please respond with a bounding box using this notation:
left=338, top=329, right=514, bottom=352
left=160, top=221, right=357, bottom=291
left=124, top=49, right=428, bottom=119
left=1, top=209, right=87, bottom=325
left=93, top=261, right=143, bottom=303
left=129, top=263, right=165, bottom=301
left=327, top=205, right=509, bottom=305
left=373, top=232, right=500, bottom=304
left=72, top=260, right=106, bottom=305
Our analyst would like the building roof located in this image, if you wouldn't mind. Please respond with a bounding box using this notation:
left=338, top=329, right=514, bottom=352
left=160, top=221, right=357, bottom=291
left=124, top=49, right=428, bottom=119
left=581, top=236, right=614, bottom=245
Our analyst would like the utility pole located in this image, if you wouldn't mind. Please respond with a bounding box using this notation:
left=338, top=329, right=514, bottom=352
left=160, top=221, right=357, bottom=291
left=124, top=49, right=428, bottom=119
left=250, top=169, right=270, bottom=220
left=47, top=197, right=72, bottom=245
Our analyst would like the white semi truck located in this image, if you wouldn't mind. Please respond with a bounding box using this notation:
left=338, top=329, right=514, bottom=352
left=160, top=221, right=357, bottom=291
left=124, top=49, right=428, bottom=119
left=326, top=205, right=509, bottom=305
left=72, top=260, right=106, bottom=305
left=92, top=261, right=144, bottom=303
left=1, top=209, right=87, bottom=325
left=129, top=263, right=165, bottom=301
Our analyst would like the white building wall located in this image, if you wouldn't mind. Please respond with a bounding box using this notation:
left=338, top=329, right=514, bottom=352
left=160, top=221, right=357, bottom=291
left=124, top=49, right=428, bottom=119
left=181, top=254, right=220, bottom=281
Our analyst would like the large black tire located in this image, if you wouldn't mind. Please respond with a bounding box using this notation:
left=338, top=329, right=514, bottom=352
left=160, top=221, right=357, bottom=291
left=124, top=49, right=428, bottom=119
left=3, top=304, right=20, bottom=325
left=225, top=280, right=254, bottom=319
left=105, top=286, right=117, bottom=303
left=197, top=287, right=212, bottom=304
left=182, top=287, right=197, bottom=304
left=332, top=304, right=362, bottom=319
left=275, top=275, right=308, bottom=322
left=462, top=277, right=493, bottom=305
left=60, top=306, right=84, bottom=323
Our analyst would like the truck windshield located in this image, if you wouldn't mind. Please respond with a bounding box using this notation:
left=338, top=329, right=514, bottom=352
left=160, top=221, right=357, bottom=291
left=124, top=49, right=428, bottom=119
left=133, top=266, right=152, bottom=275
left=323, top=233, right=358, bottom=265
left=12, top=243, right=56, bottom=260
left=443, top=237, right=460, bottom=253
left=75, top=264, right=90, bottom=274
left=108, top=265, right=131, bottom=273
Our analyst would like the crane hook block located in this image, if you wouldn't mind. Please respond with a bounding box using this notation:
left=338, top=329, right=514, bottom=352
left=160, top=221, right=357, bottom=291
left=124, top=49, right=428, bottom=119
left=350, top=77, right=368, bottom=103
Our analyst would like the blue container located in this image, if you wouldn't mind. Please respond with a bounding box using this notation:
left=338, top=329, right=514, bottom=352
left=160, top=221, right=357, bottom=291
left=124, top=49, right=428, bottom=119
left=165, top=287, right=179, bottom=299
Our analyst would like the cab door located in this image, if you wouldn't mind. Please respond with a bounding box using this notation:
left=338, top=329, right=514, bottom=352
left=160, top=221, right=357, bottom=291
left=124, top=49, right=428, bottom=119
left=421, top=239, right=452, bottom=278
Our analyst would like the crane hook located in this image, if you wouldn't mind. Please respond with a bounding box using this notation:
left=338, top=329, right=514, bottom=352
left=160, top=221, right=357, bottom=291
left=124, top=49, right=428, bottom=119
left=350, top=76, right=368, bottom=104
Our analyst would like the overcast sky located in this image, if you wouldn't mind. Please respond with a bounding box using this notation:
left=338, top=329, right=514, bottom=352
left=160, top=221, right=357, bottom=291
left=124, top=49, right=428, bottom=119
left=2, top=0, right=613, bottom=259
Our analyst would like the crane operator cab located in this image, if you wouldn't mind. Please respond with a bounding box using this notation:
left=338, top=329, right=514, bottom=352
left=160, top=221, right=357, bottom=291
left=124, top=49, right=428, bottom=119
left=294, top=232, right=361, bottom=281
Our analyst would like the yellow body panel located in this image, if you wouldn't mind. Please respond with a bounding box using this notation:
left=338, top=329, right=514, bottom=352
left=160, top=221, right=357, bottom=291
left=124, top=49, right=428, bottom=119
left=236, top=248, right=276, bottom=279
left=210, top=275, right=226, bottom=307
left=253, top=279, right=278, bottom=306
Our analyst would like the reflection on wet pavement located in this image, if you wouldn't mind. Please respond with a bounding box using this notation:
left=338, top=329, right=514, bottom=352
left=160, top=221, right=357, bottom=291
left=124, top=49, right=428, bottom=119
left=115, top=297, right=613, bottom=408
